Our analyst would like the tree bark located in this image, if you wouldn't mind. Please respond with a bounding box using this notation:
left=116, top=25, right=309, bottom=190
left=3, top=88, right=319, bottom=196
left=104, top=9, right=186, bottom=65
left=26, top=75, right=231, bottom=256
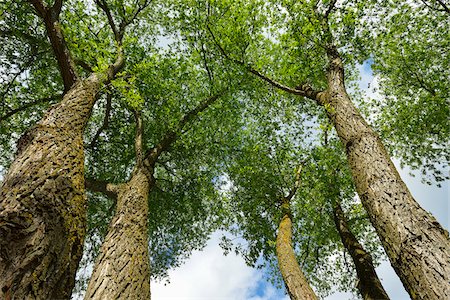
left=0, top=74, right=102, bottom=299
left=276, top=203, right=317, bottom=300
left=84, top=169, right=152, bottom=300
left=324, top=47, right=450, bottom=300
left=332, top=200, right=390, bottom=300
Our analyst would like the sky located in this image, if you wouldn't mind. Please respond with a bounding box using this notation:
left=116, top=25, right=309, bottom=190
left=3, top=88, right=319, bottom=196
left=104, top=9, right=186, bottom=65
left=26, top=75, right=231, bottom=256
left=150, top=62, right=449, bottom=300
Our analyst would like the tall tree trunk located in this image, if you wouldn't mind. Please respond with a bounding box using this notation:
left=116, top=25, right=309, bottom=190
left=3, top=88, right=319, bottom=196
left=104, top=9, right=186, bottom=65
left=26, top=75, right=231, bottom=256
left=83, top=91, right=223, bottom=299
left=0, top=74, right=102, bottom=299
left=276, top=203, right=317, bottom=300
left=324, top=47, right=450, bottom=299
left=332, top=200, right=390, bottom=300
left=84, top=168, right=152, bottom=300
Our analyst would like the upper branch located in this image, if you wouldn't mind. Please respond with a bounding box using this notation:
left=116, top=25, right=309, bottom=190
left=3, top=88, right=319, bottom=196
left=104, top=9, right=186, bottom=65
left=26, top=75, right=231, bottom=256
left=420, top=0, right=450, bottom=13
left=120, top=0, right=151, bottom=35
left=27, top=0, right=79, bottom=91
left=324, top=0, right=338, bottom=20
left=436, top=0, right=450, bottom=13
left=95, top=0, right=120, bottom=42
left=52, top=0, right=63, bottom=15
left=28, top=0, right=47, bottom=18
left=206, top=24, right=326, bottom=104
left=133, top=109, right=144, bottom=167
left=144, top=90, right=226, bottom=166
left=285, top=164, right=304, bottom=201
left=88, top=92, right=113, bottom=149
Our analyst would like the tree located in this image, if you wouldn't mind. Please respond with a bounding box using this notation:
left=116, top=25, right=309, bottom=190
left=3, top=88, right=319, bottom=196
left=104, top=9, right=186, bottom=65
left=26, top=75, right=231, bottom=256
left=217, top=91, right=386, bottom=298
left=0, top=0, right=151, bottom=297
left=321, top=133, right=389, bottom=300
left=276, top=165, right=318, bottom=300
left=83, top=90, right=225, bottom=299
left=183, top=0, right=450, bottom=297
left=75, top=36, right=246, bottom=296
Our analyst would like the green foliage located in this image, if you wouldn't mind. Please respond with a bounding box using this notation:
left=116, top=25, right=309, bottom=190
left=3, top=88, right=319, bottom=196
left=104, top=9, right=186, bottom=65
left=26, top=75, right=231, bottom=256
left=359, top=1, right=450, bottom=185
left=214, top=86, right=384, bottom=297
left=0, top=1, right=62, bottom=171
left=2, top=0, right=448, bottom=297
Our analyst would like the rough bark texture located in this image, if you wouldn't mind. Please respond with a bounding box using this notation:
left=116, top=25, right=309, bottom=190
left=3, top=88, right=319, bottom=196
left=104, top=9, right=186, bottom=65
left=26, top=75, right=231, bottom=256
left=276, top=205, right=317, bottom=300
left=332, top=201, right=390, bottom=300
left=0, top=74, right=101, bottom=299
left=324, top=48, right=450, bottom=300
left=84, top=169, right=152, bottom=300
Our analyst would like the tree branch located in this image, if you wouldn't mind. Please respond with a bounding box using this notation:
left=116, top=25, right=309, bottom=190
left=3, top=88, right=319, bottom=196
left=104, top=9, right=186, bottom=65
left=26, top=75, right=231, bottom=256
left=419, top=0, right=450, bottom=13
left=88, top=92, right=113, bottom=149
left=85, top=177, right=118, bottom=200
left=206, top=24, right=327, bottom=104
left=74, top=58, right=94, bottom=73
left=52, top=0, right=63, bottom=16
left=133, top=109, right=144, bottom=167
left=0, top=94, right=63, bottom=123
left=95, top=0, right=120, bottom=42
left=436, top=0, right=450, bottom=13
left=28, top=0, right=79, bottom=91
left=105, top=45, right=125, bottom=81
left=285, top=164, right=304, bottom=201
left=28, top=0, right=47, bottom=18
left=144, top=89, right=226, bottom=166
left=324, top=0, right=338, bottom=19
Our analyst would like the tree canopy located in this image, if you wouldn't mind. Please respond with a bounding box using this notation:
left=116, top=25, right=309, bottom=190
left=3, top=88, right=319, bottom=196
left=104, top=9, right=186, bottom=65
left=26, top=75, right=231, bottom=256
left=0, top=0, right=448, bottom=299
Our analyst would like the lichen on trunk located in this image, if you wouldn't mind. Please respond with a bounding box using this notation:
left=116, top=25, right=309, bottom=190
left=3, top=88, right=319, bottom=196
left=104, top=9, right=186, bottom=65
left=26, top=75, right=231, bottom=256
left=276, top=201, right=317, bottom=300
left=332, top=200, right=389, bottom=300
left=0, top=74, right=101, bottom=299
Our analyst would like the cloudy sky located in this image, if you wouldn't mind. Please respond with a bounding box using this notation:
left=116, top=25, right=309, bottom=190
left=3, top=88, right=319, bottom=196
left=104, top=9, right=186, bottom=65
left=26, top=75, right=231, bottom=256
left=150, top=63, right=449, bottom=300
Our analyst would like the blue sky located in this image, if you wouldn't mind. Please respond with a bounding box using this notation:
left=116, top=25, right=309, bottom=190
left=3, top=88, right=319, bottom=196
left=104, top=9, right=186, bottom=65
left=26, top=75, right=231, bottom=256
left=150, top=63, right=449, bottom=300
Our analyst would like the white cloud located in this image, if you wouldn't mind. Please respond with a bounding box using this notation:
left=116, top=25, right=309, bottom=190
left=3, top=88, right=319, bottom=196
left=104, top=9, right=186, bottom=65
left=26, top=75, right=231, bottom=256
left=151, top=232, right=287, bottom=300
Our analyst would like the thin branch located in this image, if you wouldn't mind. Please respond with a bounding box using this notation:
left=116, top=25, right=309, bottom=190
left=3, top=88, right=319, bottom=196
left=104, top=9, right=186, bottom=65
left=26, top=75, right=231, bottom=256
left=206, top=24, right=326, bottom=103
left=74, top=59, right=94, bottom=73
left=133, top=109, right=144, bottom=167
left=436, top=0, right=450, bottom=13
left=95, top=0, right=120, bottom=42
left=285, top=164, right=304, bottom=201
left=273, top=154, right=290, bottom=193
left=419, top=0, right=450, bottom=13
left=200, top=42, right=214, bottom=86
left=124, top=0, right=151, bottom=27
left=324, top=0, right=338, bottom=19
left=0, top=47, right=40, bottom=100
left=88, top=92, right=113, bottom=149
left=144, top=89, right=227, bottom=166
left=0, top=94, right=63, bottom=123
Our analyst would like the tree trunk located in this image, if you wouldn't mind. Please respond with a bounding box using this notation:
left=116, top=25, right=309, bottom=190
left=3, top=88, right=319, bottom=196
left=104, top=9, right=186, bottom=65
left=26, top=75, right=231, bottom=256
left=332, top=200, right=390, bottom=300
left=324, top=47, right=450, bottom=299
left=84, top=168, right=152, bottom=300
left=0, top=74, right=101, bottom=299
left=276, top=204, right=317, bottom=300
